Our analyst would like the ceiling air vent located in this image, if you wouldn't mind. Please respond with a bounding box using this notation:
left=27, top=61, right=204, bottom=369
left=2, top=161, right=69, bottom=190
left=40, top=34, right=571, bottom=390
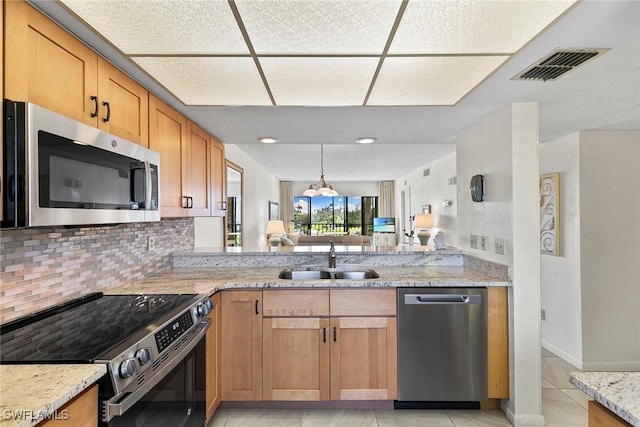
left=513, top=49, right=608, bottom=82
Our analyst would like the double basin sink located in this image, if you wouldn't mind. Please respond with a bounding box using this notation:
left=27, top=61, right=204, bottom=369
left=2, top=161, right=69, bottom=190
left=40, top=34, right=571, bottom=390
left=279, top=268, right=379, bottom=280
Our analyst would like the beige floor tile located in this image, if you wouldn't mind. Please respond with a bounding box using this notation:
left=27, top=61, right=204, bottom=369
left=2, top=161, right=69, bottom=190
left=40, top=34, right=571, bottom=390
left=375, top=409, right=454, bottom=427
left=302, top=409, right=377, bottom=427
left=222, top=408, right=303, bottom=427
left=446, top=410, right=512, bottom=427
left=208, top=408, right=231, bottom=427
left=541, top=377, right=556, bottom=389
left=542, top=356, right=581, bottom=389
left=542, top=388, right=588, bottom=427
left=542, top=347, right=556, bottom=358
left=561, top=388, right=591, bottom=410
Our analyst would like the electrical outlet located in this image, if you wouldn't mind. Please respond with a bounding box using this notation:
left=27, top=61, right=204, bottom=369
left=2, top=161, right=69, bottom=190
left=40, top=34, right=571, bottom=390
left=148, top=236, right=156, bottom=251
left=480, top=236, right=488, bottom=251
left=470, top=235, right=479, bottom=249
left=541, top=309, right=546, bottom=321
left=495, top=238, right=505, bottom=255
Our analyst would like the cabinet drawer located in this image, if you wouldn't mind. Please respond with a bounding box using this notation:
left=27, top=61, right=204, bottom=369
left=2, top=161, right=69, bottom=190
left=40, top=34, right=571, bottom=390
left=330, top=289, right=396, bottom=316
left=263, top=290, right=329, bottom=317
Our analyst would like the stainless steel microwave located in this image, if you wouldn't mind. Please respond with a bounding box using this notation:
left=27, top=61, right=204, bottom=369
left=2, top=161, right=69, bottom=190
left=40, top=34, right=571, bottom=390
left=2, top=99, right=160, bottom=228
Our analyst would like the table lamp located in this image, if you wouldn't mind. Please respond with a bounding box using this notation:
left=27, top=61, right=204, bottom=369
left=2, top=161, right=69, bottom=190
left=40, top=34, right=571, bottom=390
left=414, top=213, right=434, bottom=246
left=266, top=220, right=286, bottom=246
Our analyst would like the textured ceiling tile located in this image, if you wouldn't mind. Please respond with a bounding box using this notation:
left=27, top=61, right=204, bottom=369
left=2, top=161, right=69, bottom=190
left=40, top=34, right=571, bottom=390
left=368, top=56, right=509, bottom=106
left=235, top=0, right=402, bottom=54
left=260, top=57, right=379, bottom=106
left=61, top=0, right=248, bottom=54
left=133, top=57, right=271, bottom=105
left=389, top=0, right=577, bottom=54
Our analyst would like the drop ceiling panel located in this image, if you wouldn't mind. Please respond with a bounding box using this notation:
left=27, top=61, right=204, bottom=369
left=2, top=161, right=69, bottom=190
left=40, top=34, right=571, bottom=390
left=368, top=56, right=509, bottom=106
left=235, top=0, right=402, bottom=54
left=133, top=57, right=271, bottom=105
left=389, top=0, right=577, bottom=54
left=61, top=0, right=248, bottom=54
left=260, top=58, right=379, bottom=106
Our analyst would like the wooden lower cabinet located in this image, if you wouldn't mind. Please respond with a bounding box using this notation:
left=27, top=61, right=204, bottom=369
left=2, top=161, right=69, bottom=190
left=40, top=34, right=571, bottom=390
left=263, top=317, right=330, bottom=401
left=330, top=317, right=397, bottom=400
left=487, top=287, right=509, bottom=399
left=205, top=294, right=221, bottom=422
left=588, top=401, right=632, bottom=427
left=37, top=384, right=98, bottom=427
left=221, top=290, right=263, bottom=401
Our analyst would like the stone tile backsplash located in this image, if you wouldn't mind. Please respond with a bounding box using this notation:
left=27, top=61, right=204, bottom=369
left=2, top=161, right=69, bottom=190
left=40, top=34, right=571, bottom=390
left=0, top=218, right=194, bottom=324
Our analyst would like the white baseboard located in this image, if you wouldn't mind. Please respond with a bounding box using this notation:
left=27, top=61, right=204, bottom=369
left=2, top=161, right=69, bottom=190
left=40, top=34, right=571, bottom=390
left=542, top=340, right=640, bottom=371
left=541, top=340, right=583, bottom=369
left=505, top=406, right=545, bottom=427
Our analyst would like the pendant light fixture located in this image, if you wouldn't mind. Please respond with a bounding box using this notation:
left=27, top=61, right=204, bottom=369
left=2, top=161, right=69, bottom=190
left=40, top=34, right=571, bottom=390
left=302, top=144, right=339, bottom=197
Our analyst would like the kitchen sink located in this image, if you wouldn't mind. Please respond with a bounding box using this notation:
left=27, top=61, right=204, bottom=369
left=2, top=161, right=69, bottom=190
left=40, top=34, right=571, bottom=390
left=278, top=268, right=379, bottom=280
left=334, top=270, right=380, bottom=280
left=278, top=269, right=332, bottom=280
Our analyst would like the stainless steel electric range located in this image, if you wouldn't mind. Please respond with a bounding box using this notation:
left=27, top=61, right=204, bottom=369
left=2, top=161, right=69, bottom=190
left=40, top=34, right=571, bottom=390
left=0, top=292, right=213, bottom=427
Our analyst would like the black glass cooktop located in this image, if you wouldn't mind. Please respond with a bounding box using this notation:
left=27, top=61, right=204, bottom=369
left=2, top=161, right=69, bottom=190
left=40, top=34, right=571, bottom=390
left=0, top=293, right=196, bottom=363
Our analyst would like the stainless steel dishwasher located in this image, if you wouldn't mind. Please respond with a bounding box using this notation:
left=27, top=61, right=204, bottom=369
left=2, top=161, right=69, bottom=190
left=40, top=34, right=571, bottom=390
left=396, top=288, right=488, bottom=408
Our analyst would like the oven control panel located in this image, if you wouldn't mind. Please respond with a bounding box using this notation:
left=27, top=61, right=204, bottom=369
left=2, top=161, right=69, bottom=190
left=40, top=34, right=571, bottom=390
left=154, top=310, right=194, bottom=353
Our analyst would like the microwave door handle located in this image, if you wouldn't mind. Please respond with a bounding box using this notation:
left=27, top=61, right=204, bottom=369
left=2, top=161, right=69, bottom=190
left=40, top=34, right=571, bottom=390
left=145, top=161, right=152, bottom=210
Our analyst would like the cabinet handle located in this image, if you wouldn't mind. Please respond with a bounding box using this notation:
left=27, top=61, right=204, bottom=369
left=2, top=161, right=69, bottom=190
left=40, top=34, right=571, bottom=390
left=322, top=327, right=326, bottom=343
left=189, top=197, right=194, bottom=208
left=102, top=101, right=111, bottom=123
left=221, top=200, right=227, bottom=210
left=182, top=196, right=190, bottom=208
left=333, top=326, right=337, bottom=342
left=255, top=300, right=260, bottom=315
left=90, top=96, right=98, bottom=118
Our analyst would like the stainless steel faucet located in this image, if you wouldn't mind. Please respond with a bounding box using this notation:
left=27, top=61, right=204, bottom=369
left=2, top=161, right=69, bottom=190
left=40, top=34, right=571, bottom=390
left=328, top=241, right=336, bottom=268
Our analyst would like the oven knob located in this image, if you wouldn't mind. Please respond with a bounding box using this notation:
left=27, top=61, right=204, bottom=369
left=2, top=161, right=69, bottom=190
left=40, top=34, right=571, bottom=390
left=136, top=348, right=152, bottom=366
left=205, top=299, right=214, bottom=311
left=119, top=358, right=137, bottom=378
left=196, top=303, right=210, bottom=317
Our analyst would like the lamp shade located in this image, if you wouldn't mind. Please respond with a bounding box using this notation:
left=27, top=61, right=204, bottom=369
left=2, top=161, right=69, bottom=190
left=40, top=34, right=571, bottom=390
left=266, top=220, right=286, bottom=235
left=414, top=213, right=434, bottom=229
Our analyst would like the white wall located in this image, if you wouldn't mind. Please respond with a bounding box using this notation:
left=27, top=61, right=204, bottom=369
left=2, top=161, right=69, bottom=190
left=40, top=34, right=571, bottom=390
left=456, top=104, right=543, bottom=426
left=207, top=144, right=280, bottom=248
left=539, top=133, right=583, bottom=367
left=579, top=130, right=640, bottom=370
left=456, top=107, right=514, bottom=265
left=394, top=152, right=458, bottom=246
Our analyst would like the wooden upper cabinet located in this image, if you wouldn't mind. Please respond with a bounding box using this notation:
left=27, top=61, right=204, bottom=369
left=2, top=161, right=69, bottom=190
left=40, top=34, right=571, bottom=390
left=149, top=94, right=188, bottom=217
left=5, top=0, right=98, bottom=126
left=97, top=59, right=149, bottom=147
left=5, top=1, right=149, bottom=146
left=187, top=121, right=212, bottom=216
left=210, top=137, right=226, bottom=217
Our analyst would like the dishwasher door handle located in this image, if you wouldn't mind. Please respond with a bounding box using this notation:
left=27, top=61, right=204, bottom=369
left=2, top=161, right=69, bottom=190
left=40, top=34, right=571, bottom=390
left=405, top=294, right=482, bottom=305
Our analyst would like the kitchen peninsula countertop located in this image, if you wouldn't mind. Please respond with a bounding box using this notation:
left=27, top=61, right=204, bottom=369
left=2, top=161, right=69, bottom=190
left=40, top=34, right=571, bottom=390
left=571, top=372, right=640, bottom=426
left=0, top=365, right=106, bottom=427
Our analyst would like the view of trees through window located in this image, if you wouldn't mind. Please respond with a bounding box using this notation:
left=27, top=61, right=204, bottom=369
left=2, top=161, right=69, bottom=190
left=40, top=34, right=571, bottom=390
left=293, top=196, right=378, bottom=236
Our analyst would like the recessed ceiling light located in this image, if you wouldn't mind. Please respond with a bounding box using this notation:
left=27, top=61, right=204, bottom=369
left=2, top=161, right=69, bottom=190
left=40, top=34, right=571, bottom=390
left=258, top=137, right=279, bottom=144
left=355, top=137, right=376, bottom=144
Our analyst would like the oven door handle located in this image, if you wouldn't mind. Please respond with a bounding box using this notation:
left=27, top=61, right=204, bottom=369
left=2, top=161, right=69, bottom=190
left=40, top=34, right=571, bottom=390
left=101, top=319, right=210, bottom=422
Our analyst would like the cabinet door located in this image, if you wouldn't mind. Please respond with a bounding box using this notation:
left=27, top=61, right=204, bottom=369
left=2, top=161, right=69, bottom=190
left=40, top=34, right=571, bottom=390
left=210, top=137, right=227, bottom=217
left=221, top=291, right=263, bottom=401
left=5, top=0, right=98, bottom=126
left=205, top=294, right=221, bottom=422
left=38, top=384, right=98, bottom=427
left=97, top=58, right=149, bottom=147
left=148, top=94, right=188, bottom=217
left=187, top=121, right=212, bottom=216
left=263, top=317, right=330, bottom=401
left=330, top=317, right=397, bottom=400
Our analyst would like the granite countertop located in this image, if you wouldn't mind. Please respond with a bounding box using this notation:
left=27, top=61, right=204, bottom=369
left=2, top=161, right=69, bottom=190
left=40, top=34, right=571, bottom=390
left=0, top=365, right=106, bottom=427
left=106, top=265, right=510, bottom=295
left=571, top=371, right=640, bottom=426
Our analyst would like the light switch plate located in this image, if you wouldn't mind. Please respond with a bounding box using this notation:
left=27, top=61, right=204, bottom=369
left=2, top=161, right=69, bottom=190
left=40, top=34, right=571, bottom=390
left=148, top=236, right=156, bottom=251
left=495, top=238, right=505, bottom=255
left=470, top=234, right=478, bottom=249
left=480, top=236, right=487, bottom=251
